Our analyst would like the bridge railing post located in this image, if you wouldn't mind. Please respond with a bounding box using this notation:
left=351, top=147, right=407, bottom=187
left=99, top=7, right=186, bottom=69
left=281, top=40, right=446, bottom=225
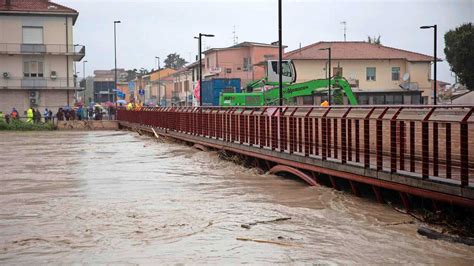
left=341, top=107, right=352, bottom=164
left=389, top=107, right=403, bottom=173
left=364, top=108, right=376, bottom=169
left=376, top=107, right=389, bottom=171
left=304, top=107, right=314, bottom=157
left=421, top=107, right=436, bottom=179
left=460, top=108, right=473, bottom=187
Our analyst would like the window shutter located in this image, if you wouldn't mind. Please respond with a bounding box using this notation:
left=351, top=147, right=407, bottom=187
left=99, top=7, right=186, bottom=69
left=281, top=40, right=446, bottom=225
left=22, top=27, right=43, bottom=44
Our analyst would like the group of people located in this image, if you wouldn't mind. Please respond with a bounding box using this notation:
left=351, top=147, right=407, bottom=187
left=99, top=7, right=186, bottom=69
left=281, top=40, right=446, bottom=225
left=0, top=107, right=53, bottom=124
left=26, top=107, right=52, bottom=123
left=1, top=105, right=117, bottom=124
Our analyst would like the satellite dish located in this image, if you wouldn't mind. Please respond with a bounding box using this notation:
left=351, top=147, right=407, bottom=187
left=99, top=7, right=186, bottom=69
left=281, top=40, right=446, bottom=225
left=402, top=73, right=410, bottom=82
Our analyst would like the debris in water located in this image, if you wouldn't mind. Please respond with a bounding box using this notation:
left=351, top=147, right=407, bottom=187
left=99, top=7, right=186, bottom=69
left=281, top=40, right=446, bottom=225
left=241, top=217, right=291, bottom=229
left=417, top=227, right=474, bottom=246
left=236, top=237, right=294, bottom=246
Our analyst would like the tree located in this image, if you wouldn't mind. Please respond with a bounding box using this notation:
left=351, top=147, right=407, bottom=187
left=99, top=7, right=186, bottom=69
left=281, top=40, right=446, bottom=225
left=367, top=35, right=381, bottom=45
left=444, top=23, right=474, bottom=90
left=164, top=53, right=187, bottom=69
left=125, top=69, right=138, bottom=82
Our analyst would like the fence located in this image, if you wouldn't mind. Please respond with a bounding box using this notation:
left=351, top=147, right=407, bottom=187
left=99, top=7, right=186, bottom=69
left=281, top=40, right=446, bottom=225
left=118, top=106, right=474, bottom=187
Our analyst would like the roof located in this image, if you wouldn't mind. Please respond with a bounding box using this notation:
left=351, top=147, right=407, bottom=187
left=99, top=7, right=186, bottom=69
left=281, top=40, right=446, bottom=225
left=204, top=41, right=282, bottom=54
left=284, top=41, right=435, bottom=62
left=186, top=59, right=204, bottom=68
left=0, top=0, right=78, bottom=23
left=230, top=41, right=280, bottom=48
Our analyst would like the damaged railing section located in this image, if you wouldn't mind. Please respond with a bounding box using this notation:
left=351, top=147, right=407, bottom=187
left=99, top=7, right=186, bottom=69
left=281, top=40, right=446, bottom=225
left=117, top=105, right=474, bottom=188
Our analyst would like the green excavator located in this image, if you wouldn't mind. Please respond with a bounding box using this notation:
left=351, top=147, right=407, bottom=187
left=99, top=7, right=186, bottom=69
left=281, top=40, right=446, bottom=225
left=219, top=60, right=358, bottom=106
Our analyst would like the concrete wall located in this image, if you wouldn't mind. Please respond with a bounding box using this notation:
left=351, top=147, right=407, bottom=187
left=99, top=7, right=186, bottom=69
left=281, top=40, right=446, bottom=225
left=0, top=89, right=73, bottom=114
left=57, top=120, right=119, bottom=130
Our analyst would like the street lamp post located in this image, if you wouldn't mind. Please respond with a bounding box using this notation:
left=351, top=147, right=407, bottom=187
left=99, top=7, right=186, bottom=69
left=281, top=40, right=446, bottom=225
left=278, top=0, right=283, bottom=106
left=195, top=33, right=214, bottom=106
left=319, top=47, right=331, bottom=104
left=114, top=20, right=121, bottom=111
left=156, top=56, right=161, bottom=106
left=420, top=24, right=437, bottom=105
left=83, top=60, right=87, bottom=104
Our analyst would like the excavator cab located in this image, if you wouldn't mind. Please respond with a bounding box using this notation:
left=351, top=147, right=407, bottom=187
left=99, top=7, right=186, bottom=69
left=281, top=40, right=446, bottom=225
left=266, top=60, right=297, bottom=84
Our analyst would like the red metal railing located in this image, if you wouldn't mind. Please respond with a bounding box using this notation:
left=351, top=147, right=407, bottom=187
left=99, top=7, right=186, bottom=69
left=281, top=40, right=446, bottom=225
left=118, top=106, right=474, bottom=187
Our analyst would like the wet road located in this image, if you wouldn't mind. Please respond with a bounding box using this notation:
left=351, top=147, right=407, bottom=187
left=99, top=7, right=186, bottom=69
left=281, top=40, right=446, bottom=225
left=0, top=131, right=472, bottom=264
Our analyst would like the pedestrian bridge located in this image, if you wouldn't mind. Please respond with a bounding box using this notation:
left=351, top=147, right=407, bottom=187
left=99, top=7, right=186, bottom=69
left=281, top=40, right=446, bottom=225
left=117, top=105, right=474, bottom=209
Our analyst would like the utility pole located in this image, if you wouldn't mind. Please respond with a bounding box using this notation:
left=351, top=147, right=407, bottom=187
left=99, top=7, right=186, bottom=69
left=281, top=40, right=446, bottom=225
left=156, top=56, right=161, bottom=106
left=195, top=33, right=214, bottom=106
left=114, top=20, right=121, bottom=109
left=83, top=60, right=87, bottom=104
left=278, top=0, right=283, bottom=106
left=341, top=21, right=347, bottom=41
left=420, top=24, right=437, bottom=105
left=319, top=47, right=331, bottom=104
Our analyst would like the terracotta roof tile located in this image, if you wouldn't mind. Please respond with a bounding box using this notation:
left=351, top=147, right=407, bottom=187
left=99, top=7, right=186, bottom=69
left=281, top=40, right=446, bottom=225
left=284, top=41, right=434, bottom=62
left=0, top=0, right=77, bottom=14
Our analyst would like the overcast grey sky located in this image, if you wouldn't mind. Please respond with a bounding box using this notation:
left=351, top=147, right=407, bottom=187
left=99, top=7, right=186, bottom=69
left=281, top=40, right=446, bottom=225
left=58, top=0, right=473, bottom=83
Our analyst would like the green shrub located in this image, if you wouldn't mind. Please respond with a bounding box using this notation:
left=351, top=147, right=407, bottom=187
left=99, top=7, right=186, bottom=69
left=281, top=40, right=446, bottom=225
left=0, top=119, right=56, bottom=131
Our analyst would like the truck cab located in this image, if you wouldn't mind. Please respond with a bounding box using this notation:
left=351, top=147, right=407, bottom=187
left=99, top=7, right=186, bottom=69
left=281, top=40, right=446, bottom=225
left=266, top=60, right=297, bottom=84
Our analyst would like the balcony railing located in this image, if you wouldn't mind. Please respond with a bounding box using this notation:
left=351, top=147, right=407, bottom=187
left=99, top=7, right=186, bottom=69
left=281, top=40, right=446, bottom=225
left=0, top=77, right=78, bottom=90
left=0, top=43, right=85, bottom=61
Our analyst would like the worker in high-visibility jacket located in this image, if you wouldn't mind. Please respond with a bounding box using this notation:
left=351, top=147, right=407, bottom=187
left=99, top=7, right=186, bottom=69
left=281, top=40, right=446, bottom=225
left=320, top=100, right=330, bottom=107
left=26, top=107, right=34, bottom=123
left=126, top=102, right=133, bottom=111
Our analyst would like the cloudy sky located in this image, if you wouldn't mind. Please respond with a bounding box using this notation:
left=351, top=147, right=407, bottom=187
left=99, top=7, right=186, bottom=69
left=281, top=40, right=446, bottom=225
left=58, top=0, right=472, bottom=83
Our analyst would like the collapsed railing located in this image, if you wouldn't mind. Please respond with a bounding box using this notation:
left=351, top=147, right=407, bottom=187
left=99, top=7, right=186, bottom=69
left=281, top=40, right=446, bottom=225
left=118, top=105, right=473, bottom=188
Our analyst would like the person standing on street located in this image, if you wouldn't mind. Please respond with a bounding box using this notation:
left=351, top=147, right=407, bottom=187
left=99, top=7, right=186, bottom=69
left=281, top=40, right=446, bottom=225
left=35, top=108, right=42, bottom=123
left=10, top=108, right=19, bottom=120
left=26, top=107, right=34, bottom=123
left=44, top=108, right=50, bottom=122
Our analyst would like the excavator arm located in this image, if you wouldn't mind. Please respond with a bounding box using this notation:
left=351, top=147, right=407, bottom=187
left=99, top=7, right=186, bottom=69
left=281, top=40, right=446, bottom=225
left=262, top=77, right=358, bottom=105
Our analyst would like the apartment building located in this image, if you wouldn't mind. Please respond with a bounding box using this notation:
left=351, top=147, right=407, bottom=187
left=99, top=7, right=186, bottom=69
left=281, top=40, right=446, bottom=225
left=203, top=42, right=283, bottom=87
left=284, top=41, right=435, bottom=105
left=0, top=0, right=85, bottom=113
left=92, top=69, right=126, bottom=103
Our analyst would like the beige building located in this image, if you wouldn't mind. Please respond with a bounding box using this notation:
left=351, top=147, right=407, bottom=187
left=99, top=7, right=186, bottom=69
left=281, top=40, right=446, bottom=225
left=171, top=67, right=192, bottom=106
left=0, top=0, right=85, bottom=113
left=149, top=68, right=176, bottom=106
left=284, top=41, right=435, bottom=105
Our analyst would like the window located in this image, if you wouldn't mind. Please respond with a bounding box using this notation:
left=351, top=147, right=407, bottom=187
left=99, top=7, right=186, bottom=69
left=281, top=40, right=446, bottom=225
left=392, top=67, right=400, bottom=81
left=333, top=67, right=343, bottom=77
left=373, top=95, right=384, bottom=104
left=23, top=60, right=44, bottom=78
left=412, top=94, right=421, bottom=104
left=225, top=68, right=232, bottom=74
left=358, top=95, right=369, bottom=105
left=184, top=80, right=189, bottom=92
left=243, top=57, right=252, bottom=71
left=22, top=26, right=43, bottom=44
left=366, top=67, right=376, bottom=81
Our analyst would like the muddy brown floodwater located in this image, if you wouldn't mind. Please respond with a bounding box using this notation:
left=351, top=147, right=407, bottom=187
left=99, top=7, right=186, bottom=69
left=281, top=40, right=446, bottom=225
left=0, top=131, right=473, bottom=264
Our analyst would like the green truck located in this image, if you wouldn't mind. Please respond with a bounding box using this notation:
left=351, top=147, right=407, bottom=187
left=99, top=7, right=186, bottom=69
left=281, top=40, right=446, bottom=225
left=219, top=60, right=358, bottom=106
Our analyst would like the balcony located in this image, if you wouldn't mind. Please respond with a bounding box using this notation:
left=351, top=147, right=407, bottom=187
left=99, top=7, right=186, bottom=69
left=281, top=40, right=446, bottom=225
left=0, top=76, right=79, bottom=90
left=0, top=43, right=85, bottom=61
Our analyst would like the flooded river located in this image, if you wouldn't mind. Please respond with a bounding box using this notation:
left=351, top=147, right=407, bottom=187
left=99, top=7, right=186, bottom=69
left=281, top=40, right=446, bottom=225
left=0, top=131, right=472, bottom=264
